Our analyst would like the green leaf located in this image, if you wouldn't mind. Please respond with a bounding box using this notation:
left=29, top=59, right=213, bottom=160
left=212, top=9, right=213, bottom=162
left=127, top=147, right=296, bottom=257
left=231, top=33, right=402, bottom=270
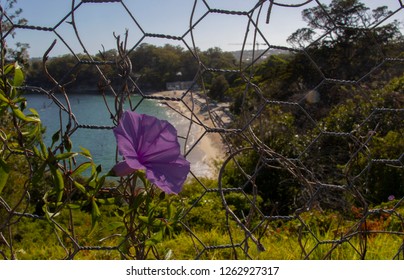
left=51, top=130, right=60, bottom=145
left=0, top=158, right=10, bottom=195
left=71, top=162, right=92, bottom=177
left=13, top=97, right=26, bottom=104
left=63, top=136, right=72, bottom=152
left=26, top=115, right=41, bottom=122
left=145, top=230, right=163, bottom=246
left=96, top=164, right=102, bottom=174
left=55, top=152, right=78, bottom=161
left=138, top=215, right=150, bottom=224
left=89, top=199, right=101, bottom=235
left=87, top=174, right=97, bottom=189
left=3, top=64, right=14, bottom=75
left=13, top=62, right=24, bottom=87
left=167, top=202, right=175, bottom=220
left=105, top=221, right=125, bottom=231
left=33, top=146, right=42, bottom=158
left=138, top=215, right=164, bottom=228
left=152, top=218, right=164, bottom=228
left=50, top=166, right=64, bottom=202
left=79, top=146, right=92, bottom=159
left=28, top=108, right=39, bottom=116
left=0, top=92, right=9, bottom=104
left=40, top=141, right=48, bottom=158
left=97, top=197, right=117, bottom=205
left=66, top=203, right=82, bottom=209
left=11, top=107, right=26, bottom=119
left=94, top=174, right=106, bottom=193
left=73, top=181, right=87, bottom=194
left=42, top=192, right=61, bottom=230
left=21, top=122, right=41, bottom=138
left=12, top=107, right=40, bottom=122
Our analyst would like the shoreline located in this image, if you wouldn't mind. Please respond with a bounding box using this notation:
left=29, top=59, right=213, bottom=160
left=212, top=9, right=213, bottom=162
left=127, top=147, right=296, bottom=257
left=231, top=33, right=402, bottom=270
left=147, top=90, right=231, bottom=178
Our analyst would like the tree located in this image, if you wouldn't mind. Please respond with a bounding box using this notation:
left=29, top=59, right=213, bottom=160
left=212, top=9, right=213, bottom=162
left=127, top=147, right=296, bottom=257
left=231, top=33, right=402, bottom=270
left=0, top=0, right=29, bottom=64
left=222, top=106, right=305, bottom=215
left=287, top=0, right=403, bottom=81
left=288, top=0, right=402, bottom=47
left=316, top=75, right=404, bottom=204
left=209, top=74, right=229, bottom=101
left=200, top=47, right=236, bottom=69
left=129, top=44, right=186, bottom=90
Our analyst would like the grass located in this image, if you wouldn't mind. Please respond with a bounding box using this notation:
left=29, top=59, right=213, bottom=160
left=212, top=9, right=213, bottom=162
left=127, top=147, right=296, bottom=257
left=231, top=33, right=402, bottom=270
left=4, top=203, right=403, bottom=260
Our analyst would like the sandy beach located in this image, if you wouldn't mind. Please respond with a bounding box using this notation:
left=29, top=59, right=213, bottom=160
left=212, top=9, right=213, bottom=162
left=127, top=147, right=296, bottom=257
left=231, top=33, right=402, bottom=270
left=147, top=90, right=232, bottom=178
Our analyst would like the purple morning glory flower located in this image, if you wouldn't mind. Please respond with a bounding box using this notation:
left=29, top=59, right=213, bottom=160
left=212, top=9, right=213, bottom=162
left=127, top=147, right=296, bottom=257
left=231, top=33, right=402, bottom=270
left=112, top=111, right=190, bottom=194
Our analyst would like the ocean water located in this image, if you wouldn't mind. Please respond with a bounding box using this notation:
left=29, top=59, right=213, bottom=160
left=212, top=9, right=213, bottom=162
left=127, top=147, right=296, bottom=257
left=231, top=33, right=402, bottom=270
left=25, top=92, right=209, bottom=177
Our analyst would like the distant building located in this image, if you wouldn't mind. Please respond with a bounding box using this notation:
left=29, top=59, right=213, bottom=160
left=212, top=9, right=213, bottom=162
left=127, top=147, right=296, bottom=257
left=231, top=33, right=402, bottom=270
left=166, top=81, right=200, bottom=91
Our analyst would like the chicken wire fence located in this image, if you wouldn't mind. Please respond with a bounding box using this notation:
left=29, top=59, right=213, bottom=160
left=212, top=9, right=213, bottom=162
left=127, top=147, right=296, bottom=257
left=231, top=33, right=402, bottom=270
left=0, top=0, right=403, bottom=259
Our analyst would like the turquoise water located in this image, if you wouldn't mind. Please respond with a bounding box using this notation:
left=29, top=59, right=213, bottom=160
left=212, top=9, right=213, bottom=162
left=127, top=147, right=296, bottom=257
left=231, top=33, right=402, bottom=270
left=25, top=92, right=207, bottom=176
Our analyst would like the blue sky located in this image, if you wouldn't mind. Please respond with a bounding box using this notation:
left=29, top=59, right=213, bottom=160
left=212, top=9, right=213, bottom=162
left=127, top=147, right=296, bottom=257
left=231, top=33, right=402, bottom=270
left=3, top=0, right=403, bottom=57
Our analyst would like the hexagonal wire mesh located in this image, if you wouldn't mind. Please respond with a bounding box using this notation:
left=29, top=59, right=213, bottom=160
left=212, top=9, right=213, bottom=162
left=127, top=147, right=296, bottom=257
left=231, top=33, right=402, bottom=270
left=0, top=0, right=403, bottom=259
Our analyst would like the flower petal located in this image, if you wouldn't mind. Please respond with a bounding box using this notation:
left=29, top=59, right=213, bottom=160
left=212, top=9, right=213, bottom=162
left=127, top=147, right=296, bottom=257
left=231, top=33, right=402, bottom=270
left=112, top=160, right=135, bottom=177
left=113, top=112, right=141, bottom=158
left=113, top=156, right=146, bottom=177
left=145, top=155, right=190, bottom=194
left=113, top=111, right=191, bottom=192
left=137, top=114, right=181, bottom=163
